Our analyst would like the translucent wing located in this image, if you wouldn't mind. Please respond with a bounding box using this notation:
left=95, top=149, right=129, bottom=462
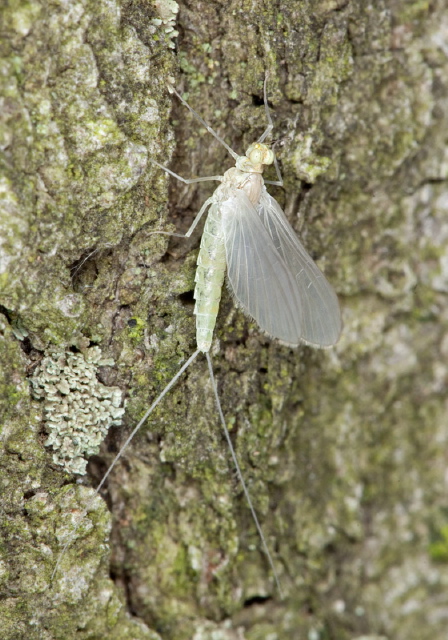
left=222, top=189, right=341, bottom=347
left=222, top=190, right=305, bottom=346
left=257, top=189, right=342, bottom=347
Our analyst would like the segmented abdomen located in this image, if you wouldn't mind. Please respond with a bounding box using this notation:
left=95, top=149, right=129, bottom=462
left=194, top=204, right=227, bottom=352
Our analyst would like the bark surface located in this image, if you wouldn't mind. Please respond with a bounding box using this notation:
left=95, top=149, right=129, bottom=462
left=1, top=1, right=448, bottom=638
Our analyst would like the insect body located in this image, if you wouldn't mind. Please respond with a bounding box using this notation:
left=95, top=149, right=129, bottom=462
left=194, top=158, right=271, bottom=352
left=193, top=143, right=341, bottom=352
left=52, top=80, right=341, bottom=597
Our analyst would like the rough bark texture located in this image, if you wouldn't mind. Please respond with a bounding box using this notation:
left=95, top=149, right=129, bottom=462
left=1, top=1, right=448, bottom=638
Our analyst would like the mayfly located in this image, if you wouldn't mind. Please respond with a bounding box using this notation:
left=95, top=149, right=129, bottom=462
left=52, top=78, right=341, bottom=596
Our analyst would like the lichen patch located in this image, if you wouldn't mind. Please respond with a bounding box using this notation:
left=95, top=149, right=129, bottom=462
left=31, top=346, right=124, bottom=475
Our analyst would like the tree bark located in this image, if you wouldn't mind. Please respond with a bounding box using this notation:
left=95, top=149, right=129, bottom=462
left=1, top=1, right=448, bottom=638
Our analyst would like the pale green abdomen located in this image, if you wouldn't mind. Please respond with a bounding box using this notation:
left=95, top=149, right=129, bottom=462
left=194, top=204, right=227, bottom=352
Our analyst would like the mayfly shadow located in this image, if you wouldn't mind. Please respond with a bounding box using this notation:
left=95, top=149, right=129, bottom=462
left=52, top=78, right=342, bottom=597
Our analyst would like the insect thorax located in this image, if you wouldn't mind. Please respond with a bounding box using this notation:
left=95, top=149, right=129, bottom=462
left=218, top=168, right=264, bottom=206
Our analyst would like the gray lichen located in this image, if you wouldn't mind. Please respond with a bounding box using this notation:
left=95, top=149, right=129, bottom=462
left=151, top=0, right=179, bottom=49
left=31, top=346, right=124, bottom=474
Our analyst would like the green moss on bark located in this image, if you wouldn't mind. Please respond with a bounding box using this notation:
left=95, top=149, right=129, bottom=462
left=2, top=0, right=448, bottom=639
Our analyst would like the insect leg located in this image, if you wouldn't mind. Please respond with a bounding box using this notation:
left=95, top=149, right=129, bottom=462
left=170, top=87, right=239, bottom=161
left=257, top=75, right=284, bottom=187
left=258, top=74, right=274, bottom=144
left=264, top=158, right=283, bottom=188
left=205, top=352, right=284, bottom=598
left=51, top=349, right=201, bottom=582
left=266, top=142, right=284, bottom=186
left=151, top=159, right=223, bottom=185
left=149, top=197, right=214, bottom=239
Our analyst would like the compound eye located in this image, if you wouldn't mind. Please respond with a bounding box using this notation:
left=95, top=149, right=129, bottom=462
left=249, top=148, right=263, bottom=164
left=262, top=148, right=274, bottom=165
